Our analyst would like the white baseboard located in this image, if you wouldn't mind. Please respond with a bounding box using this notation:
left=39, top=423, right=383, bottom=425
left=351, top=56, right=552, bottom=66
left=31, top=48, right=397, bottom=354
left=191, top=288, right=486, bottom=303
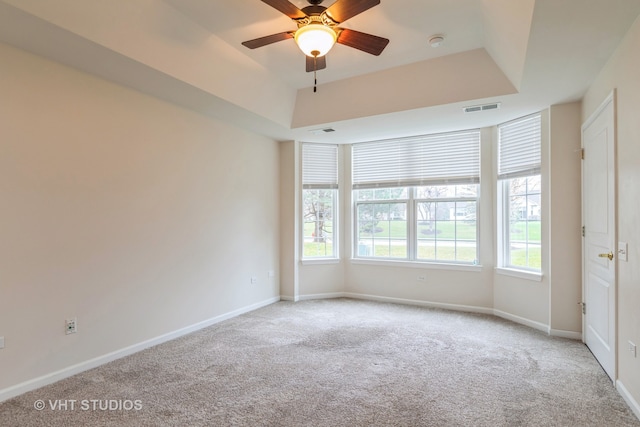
left=0, top=296, right=280, bottom=403
left=493, top=309, right=549, bottom=334
left=279, top=295, right=295, bottom=301
left=549, top=328, right=582, bottom=340
left=343, top=292, right=494, bottom=315
left=293, top=293, right=582, bottom=341
left=617, top=380, right=640, bottom=421
left=298, top=292, right=346, bottom=301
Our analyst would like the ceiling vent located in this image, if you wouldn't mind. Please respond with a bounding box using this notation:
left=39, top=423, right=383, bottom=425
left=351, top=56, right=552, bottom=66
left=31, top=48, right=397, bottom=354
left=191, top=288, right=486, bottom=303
left=308, top=127, right=336, bottom=135
left=463, top=102, right=501, bottom=113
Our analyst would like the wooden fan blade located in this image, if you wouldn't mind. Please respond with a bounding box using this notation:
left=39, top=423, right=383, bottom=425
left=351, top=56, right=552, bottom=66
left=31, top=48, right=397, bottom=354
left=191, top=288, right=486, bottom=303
left=306, top=55, right=327, bottom=72
left=261, top=0, right=307, bottom=19
left=325, top=0, right=380, bottom=23
left=337, top=28, right=389, bottom=55
left=242, top=32, right=294, bottom=49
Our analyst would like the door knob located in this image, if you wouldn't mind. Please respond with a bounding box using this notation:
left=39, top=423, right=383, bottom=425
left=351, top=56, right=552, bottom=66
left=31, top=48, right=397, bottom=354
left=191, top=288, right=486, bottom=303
left=598, top=252, right=614, bottom=261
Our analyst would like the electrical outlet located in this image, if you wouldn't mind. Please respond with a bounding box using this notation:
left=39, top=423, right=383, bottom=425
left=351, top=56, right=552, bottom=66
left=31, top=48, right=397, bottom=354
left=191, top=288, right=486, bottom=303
left=65, top=318, right=77, bottom=335
left=251, top=276, right=257, bottom=284
left=629, top=341, right=637, bottom=358
left=268, top=270, right=275, bottom=278
left=0, top=336, right=5, bottom=349
left=417, top=275, right=426, bottom=282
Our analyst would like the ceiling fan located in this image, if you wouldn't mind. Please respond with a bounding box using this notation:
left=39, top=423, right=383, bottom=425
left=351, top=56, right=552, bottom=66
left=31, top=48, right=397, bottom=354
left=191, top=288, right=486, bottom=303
left=242, top=0, right=389, bottom=89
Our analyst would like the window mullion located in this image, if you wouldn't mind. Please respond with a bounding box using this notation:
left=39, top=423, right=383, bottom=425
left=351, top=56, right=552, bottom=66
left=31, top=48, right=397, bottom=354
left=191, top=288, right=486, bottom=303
left=408, top=187, right=416, bottom=261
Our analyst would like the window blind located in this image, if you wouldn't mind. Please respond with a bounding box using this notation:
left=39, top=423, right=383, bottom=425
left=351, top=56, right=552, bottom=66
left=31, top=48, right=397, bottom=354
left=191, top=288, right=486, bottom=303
left=498, top=113, right=541, bottom=180
left=302, top=143, right=338, bottom=189
left=352, top=130, right=480, bottom=189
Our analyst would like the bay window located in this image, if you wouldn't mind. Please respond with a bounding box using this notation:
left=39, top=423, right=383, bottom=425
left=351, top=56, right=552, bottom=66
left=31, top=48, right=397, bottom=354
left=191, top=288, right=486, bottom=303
left=352, top=130, right=481, bottom=265
left=497, top=113, right=542, bottom=271
left=302, top=143, right=339, bottom=260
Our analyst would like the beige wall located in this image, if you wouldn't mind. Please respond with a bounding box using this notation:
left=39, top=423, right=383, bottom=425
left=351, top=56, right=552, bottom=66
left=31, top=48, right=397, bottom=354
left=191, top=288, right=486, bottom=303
left=291, top=107, right=584, bottom=336
left=279, top=141, right=298, bottom=300
left=344, top=127, right=495, bottom=310
left=548, top=102, right=582, bottom=334
left=0, top=43, right=280, bottom=393
left=583, top=14, right=640, bottom=413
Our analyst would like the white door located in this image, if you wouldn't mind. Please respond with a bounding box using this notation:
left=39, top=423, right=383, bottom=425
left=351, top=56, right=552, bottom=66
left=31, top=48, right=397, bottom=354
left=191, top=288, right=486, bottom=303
left=582, top=91, right=616, bottom=381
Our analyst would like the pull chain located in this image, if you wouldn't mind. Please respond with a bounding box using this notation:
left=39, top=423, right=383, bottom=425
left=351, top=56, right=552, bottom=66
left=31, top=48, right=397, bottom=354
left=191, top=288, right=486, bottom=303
left=311, top=50, right=319, bottom=93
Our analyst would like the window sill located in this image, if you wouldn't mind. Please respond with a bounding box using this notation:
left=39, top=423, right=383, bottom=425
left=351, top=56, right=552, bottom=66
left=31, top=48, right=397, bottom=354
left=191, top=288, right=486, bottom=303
left=301, top=258, right=341, bottom=266
left=350, top=258, right=482, bottom=272
left=495, top=267, right=543, bottom=282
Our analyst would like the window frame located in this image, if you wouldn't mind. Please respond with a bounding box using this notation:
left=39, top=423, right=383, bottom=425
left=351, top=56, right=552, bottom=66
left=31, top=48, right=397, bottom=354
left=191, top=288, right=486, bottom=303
left=496, top=113, right=542, bottom=275
left=302, top=188, right=338, bottom=261
left=498, top=176, right=542, bottom=272
left=301, top=143, right=339, bottom=261
left=353, top=185, right=480, bottom=265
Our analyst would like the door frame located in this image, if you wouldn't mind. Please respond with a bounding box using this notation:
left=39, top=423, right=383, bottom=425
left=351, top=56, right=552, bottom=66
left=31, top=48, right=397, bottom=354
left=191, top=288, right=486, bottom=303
left=581, top=89, right=617, bottom=381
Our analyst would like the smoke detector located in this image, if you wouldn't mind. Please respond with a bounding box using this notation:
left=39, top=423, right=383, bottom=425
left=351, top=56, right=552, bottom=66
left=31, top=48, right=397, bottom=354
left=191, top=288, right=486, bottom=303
left=429, top=35, right=445, bottom=48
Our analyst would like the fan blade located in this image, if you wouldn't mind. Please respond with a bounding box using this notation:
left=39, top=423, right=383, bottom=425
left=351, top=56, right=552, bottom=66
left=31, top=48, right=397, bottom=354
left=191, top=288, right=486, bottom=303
left=337, top=28, right=389, bottom=55
left=242, top=32, right=294, bottom=49
left=261, top=0, right=307, bottom=19
left=306, top=55, right=327, bottom=72
left=325, top=0, right=380, bottom=23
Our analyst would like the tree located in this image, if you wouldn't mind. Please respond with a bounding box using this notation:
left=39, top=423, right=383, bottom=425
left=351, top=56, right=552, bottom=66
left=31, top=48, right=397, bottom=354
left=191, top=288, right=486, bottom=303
left=303, top=189, right=333, bottom=242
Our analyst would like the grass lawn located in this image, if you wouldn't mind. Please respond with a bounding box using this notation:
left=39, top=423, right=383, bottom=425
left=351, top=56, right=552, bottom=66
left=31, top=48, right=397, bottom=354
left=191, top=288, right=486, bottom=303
left=358, top=219, right=478, bottom=240
left=304, top=241, right=334, bottom=258
left=304, top=219, right=540, bottom=267
left=508, top=246, right=541, bottom=270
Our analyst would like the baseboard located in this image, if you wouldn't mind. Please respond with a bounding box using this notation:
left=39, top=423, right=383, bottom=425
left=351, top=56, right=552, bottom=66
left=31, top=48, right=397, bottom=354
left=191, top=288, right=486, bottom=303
left=617, top=380, right=640, bottom=421
left=493, top=309, right=549, bottom=334
left=0, top=296, right=280, bottom=403
left=298, top=292, right=346, bottom=301
left=295, top=293, right=565, bottom=339
left=549, top=328, right=582, bottom=340
left=343, top=292, right=494, bottom=315
left=279, top=295, right=295, bottom=301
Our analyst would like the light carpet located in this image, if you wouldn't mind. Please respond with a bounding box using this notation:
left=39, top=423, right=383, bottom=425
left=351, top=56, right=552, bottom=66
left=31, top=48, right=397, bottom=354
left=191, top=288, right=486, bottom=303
left=1, top=298, right=639, bottom=426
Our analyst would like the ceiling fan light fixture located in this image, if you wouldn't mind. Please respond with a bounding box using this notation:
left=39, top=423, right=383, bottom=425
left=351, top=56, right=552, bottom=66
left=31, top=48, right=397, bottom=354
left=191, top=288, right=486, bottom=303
left=294, top=23, right=337, bottom=57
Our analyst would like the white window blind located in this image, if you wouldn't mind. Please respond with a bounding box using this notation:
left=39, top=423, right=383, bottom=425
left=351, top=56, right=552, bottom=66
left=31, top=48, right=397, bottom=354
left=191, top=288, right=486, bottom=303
left=352, top=130, right=480, bottom=189
left=302, top=143, right=338, bottom=189
left=498, top=113, right=541, bottom=180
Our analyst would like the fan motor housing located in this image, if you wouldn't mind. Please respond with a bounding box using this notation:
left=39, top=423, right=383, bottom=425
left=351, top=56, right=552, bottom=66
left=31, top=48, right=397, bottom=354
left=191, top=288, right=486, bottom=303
left=301, top=5, right=327, bottom=16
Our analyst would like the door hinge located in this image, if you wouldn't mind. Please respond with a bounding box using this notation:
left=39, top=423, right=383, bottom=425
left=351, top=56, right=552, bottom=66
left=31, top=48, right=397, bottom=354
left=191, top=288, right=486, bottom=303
left=580, top=302, right=586, bottom=315
left=582, top=226, right=585, bottom=237
left=581, top=148, right=585, bottom=160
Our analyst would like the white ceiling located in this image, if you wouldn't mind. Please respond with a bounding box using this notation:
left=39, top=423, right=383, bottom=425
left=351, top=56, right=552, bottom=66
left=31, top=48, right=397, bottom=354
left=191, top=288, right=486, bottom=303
left=165, top=0, right=487, bottom=89
left=1, top=0, right=639, bottom=143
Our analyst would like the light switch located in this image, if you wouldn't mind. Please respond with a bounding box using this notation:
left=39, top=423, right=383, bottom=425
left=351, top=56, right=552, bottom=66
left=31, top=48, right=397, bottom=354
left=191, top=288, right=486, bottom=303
left=618, top=242, right=628, bottom=262
left=0, top=336, right=4, bottom=349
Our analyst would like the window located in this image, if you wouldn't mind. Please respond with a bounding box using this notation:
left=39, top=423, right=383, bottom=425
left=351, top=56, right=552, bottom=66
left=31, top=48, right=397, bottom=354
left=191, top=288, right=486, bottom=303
left=498, top=113, right=542, bottom=271
left=302, top=143, right=338, bottom=259
left=353, top=130, right=480, bottom=264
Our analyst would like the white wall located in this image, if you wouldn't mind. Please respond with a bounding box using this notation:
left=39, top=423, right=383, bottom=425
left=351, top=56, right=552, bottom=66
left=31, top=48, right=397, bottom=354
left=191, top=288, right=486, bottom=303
left=0, top=42, right=281, bottom=395
left=583, top=14, right=640, bottom=415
